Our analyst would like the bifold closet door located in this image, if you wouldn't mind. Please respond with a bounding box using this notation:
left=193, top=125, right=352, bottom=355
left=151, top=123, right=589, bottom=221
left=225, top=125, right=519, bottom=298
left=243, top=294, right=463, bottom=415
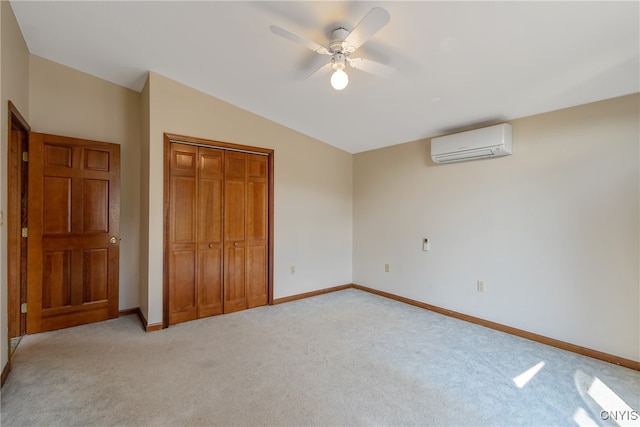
left=169, top=144, right=223, bottom=324
left=169, top=143, right=268, bottom=324
left=197, top=147, right=224, bottom=317
left=224, top=151, right=269, bottom=313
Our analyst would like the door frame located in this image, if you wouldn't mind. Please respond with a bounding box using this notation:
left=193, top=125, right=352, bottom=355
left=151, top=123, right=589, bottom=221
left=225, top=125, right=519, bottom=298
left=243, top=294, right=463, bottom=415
left=162, top=133, right=274, bottom=329
left=7, top=101, right=30, bottom=340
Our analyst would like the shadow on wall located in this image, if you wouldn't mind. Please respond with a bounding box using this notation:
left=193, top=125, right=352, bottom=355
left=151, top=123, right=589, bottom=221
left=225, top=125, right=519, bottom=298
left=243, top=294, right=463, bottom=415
left=439, top=117, right=509, bottom=135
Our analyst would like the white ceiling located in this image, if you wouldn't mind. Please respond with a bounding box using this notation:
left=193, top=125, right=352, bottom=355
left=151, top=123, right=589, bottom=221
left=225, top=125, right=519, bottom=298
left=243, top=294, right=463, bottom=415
left=9, top=1, right=640, bottom=154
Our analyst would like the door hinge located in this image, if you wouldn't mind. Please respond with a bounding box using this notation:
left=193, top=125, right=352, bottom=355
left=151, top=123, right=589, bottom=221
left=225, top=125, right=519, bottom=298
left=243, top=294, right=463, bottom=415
left=22, top=152, right=29, bottom=162
left=21, top=227, right=28, bottom=238
left=20, top=303, right=27, bottom=314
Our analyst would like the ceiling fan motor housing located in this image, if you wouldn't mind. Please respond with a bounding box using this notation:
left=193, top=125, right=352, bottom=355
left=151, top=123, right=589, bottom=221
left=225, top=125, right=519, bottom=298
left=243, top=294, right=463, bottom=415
left=329, top=27, right=355, bottom=53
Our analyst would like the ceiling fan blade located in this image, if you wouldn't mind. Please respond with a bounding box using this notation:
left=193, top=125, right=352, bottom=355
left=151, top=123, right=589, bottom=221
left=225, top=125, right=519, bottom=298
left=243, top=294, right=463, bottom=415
left=306, top=62, right=332, bottom=80
left=347, top=57, right=396, bottom=78
left=269, top=25, right=330, bottom=55
left=344, top=7, right=390, bottom=51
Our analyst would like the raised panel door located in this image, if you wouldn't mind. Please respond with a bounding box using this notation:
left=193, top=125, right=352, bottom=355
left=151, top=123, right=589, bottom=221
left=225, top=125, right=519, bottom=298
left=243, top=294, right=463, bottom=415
left=246, top=155, right=268, bottom=308
left=169, top=144, right=198, bottom=324
left=223, top=152, right=247, bottom=313
left=197, top=147, right=224, bottom=318
left=27, top=133, right=120, bottom=333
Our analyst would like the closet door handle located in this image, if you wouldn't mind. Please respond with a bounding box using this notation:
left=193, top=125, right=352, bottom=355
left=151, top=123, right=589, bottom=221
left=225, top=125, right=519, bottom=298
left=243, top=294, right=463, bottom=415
left=208, top=243, right=214, bottom=249
left=233, top=242, right=239, bottom=247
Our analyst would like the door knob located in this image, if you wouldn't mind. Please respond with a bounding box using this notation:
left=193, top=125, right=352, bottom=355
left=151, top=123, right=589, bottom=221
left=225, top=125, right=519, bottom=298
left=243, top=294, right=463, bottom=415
left=109, top=236, right=118, bottom=244
left=208, top=243, right=214, bottom=249
left=234, top=242, right=239, bottom=247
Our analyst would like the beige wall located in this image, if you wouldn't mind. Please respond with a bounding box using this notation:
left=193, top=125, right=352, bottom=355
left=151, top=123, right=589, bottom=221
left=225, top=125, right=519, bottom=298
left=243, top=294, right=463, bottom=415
left=0, top=0, right=30, bottom=376
left=28, top=55, right=142, bottom=311
left=140, top=72, right=353, bottom=325
left=353, top=94, right=640, bottom=361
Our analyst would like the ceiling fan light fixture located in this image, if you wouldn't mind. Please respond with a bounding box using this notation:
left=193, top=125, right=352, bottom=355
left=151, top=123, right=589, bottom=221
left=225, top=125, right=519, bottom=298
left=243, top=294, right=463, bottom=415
left=331, top=68, right=349, bottom=90
left=330, top=54, right=348, bottom=90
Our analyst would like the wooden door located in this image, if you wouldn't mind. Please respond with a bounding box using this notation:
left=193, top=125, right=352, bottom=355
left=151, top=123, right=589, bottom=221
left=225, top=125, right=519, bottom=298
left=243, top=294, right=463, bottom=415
left=166, top=136, right=271, bottom=325
left=224, top=151, right=268, bottom=313
left=245, top=153, right=269, bottom=309
left=197, top=147, right=224, bottom=317
left=169, top=144, right=224, bottom=324
left=168, top=144, right=198, bottom=324
left=223, top=152, right=247, bottom=313
left=27, top=133, right=120, bottom=334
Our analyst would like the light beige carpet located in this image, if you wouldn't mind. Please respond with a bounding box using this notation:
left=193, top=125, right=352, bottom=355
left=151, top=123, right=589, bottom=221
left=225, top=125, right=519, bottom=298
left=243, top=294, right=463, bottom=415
left=1, top=289, right=638, bottom=426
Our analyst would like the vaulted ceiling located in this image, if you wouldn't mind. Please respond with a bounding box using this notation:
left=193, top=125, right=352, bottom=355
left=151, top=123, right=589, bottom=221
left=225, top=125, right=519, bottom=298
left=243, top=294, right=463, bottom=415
left=10, top=1, right=640, bottom=153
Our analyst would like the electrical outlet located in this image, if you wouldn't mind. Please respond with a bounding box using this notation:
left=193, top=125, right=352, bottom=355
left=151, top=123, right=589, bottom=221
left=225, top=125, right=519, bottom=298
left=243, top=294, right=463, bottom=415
left=477, top=280, right=485, bottom=292
left=384, top=263, right=390, bottom=273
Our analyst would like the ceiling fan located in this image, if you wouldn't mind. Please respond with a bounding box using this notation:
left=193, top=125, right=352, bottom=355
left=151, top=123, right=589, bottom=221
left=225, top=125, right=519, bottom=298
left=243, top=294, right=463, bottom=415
left=269, top=7, right=394, bottom=90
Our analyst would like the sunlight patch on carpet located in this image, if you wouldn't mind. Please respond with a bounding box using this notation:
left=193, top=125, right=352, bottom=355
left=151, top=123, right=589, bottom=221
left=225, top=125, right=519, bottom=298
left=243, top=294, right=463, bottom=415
left=513, top=361, right=545, bottom=388
left=572, top=407, right=599, bottom=427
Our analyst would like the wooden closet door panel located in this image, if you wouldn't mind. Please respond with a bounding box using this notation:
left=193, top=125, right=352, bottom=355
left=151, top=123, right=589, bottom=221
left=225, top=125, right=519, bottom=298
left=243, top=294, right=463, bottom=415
left=198, top=248, right=222, bottom=317
left=224, top=155, right=246, bottom=241
left=223, top=152, right=247, bottom=313
left=246, top=157, right=268, bottom=241
left=246, top=155, right=268, bottom=308
left=224, top=246, right=246, bottom=313
left=246, top=245, right=267, bottom=308
left=197, top=148, right=223, bottom=317
left=170, top=250, right=196, bottom=324
left=172, top=177, right=196, bottom=243
left=169, top=144, right=198, bottom=324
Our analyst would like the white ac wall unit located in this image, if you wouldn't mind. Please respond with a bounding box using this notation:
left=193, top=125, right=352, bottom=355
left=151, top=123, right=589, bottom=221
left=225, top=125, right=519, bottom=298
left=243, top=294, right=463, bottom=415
left=431, top=123, right=512, bottom=164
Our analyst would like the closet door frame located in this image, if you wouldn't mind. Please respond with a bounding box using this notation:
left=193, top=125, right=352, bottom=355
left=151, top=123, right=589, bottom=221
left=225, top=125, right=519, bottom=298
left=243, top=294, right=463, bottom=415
left=162, top=133, right=274, bottom=329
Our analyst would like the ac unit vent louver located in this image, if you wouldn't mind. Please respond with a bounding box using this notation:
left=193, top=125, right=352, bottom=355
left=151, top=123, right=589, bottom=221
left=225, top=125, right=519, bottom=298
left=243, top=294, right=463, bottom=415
left=431, top=123, right=512, bottom=164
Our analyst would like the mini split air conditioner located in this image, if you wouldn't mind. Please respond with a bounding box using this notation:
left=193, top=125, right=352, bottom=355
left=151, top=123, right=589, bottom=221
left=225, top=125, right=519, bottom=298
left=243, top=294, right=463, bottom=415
left=431, top=123, right=512, bottom=164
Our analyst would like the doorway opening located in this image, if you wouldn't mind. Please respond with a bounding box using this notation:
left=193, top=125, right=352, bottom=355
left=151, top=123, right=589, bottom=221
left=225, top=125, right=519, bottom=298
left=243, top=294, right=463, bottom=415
left=7, top=101, right=30, bottom=341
